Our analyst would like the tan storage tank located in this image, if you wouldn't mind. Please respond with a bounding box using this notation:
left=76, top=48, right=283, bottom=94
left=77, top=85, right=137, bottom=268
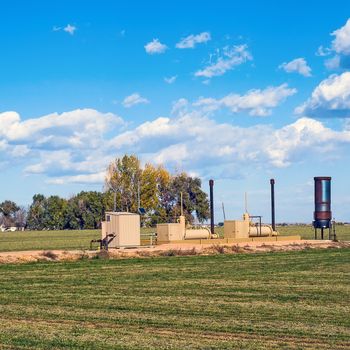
left=248, top=225, right=274, bottom=237
left=157, top=216, right=211, bottom=242
left=184, top=228, right=211, bottom=240
left=103, top=212, right=140, bottom=248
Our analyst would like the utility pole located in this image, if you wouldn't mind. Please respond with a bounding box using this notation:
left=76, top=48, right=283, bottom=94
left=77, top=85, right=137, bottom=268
left=222, top=202, right=226, bottom=221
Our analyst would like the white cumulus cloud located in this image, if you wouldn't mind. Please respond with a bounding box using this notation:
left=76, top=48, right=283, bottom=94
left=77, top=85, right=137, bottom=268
left=279, top=58, right=312, bottom=77
left=2, top=102, right=350, bottom=185
left=0, top=109, right=121, bottom=144
left=106, top=109, right=350, bottom=173
left=317, top=18, right=350, bottom=69
left=1, top=105, right=350, bottom=185
left=195, top=44, right=252, bottom=79
left=176, top=32, right=211, bottom=49
left=194, top=84, right=297, bottom=117
left=0, top=109, right=124, bottom=184
left=331, top=18, right=350, bottom=55
left=46, top=172, right=106, bottom=185
left=144, top=39, right=167, bottom=54
left=122, top=93, right=150, bottom=108
left=296, top=72, right=350, bottom=118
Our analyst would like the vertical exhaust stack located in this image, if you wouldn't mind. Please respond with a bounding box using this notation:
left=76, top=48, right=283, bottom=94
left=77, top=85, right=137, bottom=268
left=209, top=179, right=214, bottom=236
left=313, top=177, right=332, bottom=240
left=270, top=179, right=276, bottom=232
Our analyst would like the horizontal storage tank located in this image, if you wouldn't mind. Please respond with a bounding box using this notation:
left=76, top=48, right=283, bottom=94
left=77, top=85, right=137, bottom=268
left=313, top=177, right=332, bottom=229
left=248, top=225, right=274, bottom=237
left=184, top=228, right=211, bottom=240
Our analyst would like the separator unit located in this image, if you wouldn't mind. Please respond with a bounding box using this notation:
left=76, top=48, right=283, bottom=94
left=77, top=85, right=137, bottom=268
left=157, top=216, right=211, bottom=243
left=224, top=212, right=276, bottom=239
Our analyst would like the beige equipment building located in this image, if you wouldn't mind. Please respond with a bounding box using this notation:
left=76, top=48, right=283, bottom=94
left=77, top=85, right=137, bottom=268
left=224, top=212, right=277, bottom=239
left=157, top=215, right=212, bottom=243
left=101, top=212, right=140, bottom=248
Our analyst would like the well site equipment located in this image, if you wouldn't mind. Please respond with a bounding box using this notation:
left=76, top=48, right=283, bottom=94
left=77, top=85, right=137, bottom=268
left=313, top=177, right=335, bottom=240
left=224, top=212, right=277, bottom=239
left=157, top=179, right=280, bottom=243
left=157, top=215, right=212, bottom=243
left=156, top=183, right=216, bottom=243
left=157, top=179, right=219, bottom=243
left=96, top=178, right=301, bottom=249
left=223, top=179, right=278, bottom=239
left=101, top=212, right=140, bottom=248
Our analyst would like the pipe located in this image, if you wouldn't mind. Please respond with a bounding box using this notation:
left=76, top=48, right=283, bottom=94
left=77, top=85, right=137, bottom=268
left=180, top=192, right=183, bottom=216
left=270, top=179, right=276, bottom=231
left=113, top=191, right=117, bottom=212
left=209, top=179, right=214, bottom=235
left=222, top=202, right=226, bottom=221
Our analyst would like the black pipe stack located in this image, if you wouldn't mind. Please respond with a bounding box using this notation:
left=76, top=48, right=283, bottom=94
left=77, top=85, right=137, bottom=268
left=270, top=179, right=276, bottom=231
left=209, top=179, right=214, bottom=235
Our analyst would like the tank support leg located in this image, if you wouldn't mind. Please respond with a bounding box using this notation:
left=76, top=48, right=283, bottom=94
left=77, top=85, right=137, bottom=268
left=321, top=228, right=324, bottom=240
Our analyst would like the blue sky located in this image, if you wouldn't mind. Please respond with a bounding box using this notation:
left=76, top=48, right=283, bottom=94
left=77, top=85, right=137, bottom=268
left=1, top=0, right=350, bottom=223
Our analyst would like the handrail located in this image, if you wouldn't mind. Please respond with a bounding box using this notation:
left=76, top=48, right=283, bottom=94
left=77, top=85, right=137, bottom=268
left=140, top=232, right=157, bottom=246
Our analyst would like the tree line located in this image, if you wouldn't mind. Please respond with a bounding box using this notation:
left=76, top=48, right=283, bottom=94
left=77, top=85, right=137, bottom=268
left=0, top=155, right=210, bottom=230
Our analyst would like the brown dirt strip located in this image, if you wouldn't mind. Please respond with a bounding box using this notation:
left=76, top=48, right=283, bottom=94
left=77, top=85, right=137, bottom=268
left=0, top=240, right=349, bottom=264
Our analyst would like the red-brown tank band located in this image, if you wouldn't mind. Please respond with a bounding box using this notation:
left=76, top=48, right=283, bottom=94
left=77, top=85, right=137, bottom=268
left=314, top=211, right=332, bottom=220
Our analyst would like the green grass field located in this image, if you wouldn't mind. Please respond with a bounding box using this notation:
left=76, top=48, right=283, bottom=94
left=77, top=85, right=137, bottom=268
left=0, top=229, right=99, bottom=252
left=0, top=225, right=349, bottom=252
left=276, top=224, right=350, bottom=240
left=0, top=249, right=349, bottom=349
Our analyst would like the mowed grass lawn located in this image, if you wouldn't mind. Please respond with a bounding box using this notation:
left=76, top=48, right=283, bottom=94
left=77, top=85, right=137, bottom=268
left=0, top=229, right=100, bottom=252
left=0, top=225, right=349, bottom=252
left=0, top=249, right=349, bottom=349
left=277, top=224, right=350, bottom=241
